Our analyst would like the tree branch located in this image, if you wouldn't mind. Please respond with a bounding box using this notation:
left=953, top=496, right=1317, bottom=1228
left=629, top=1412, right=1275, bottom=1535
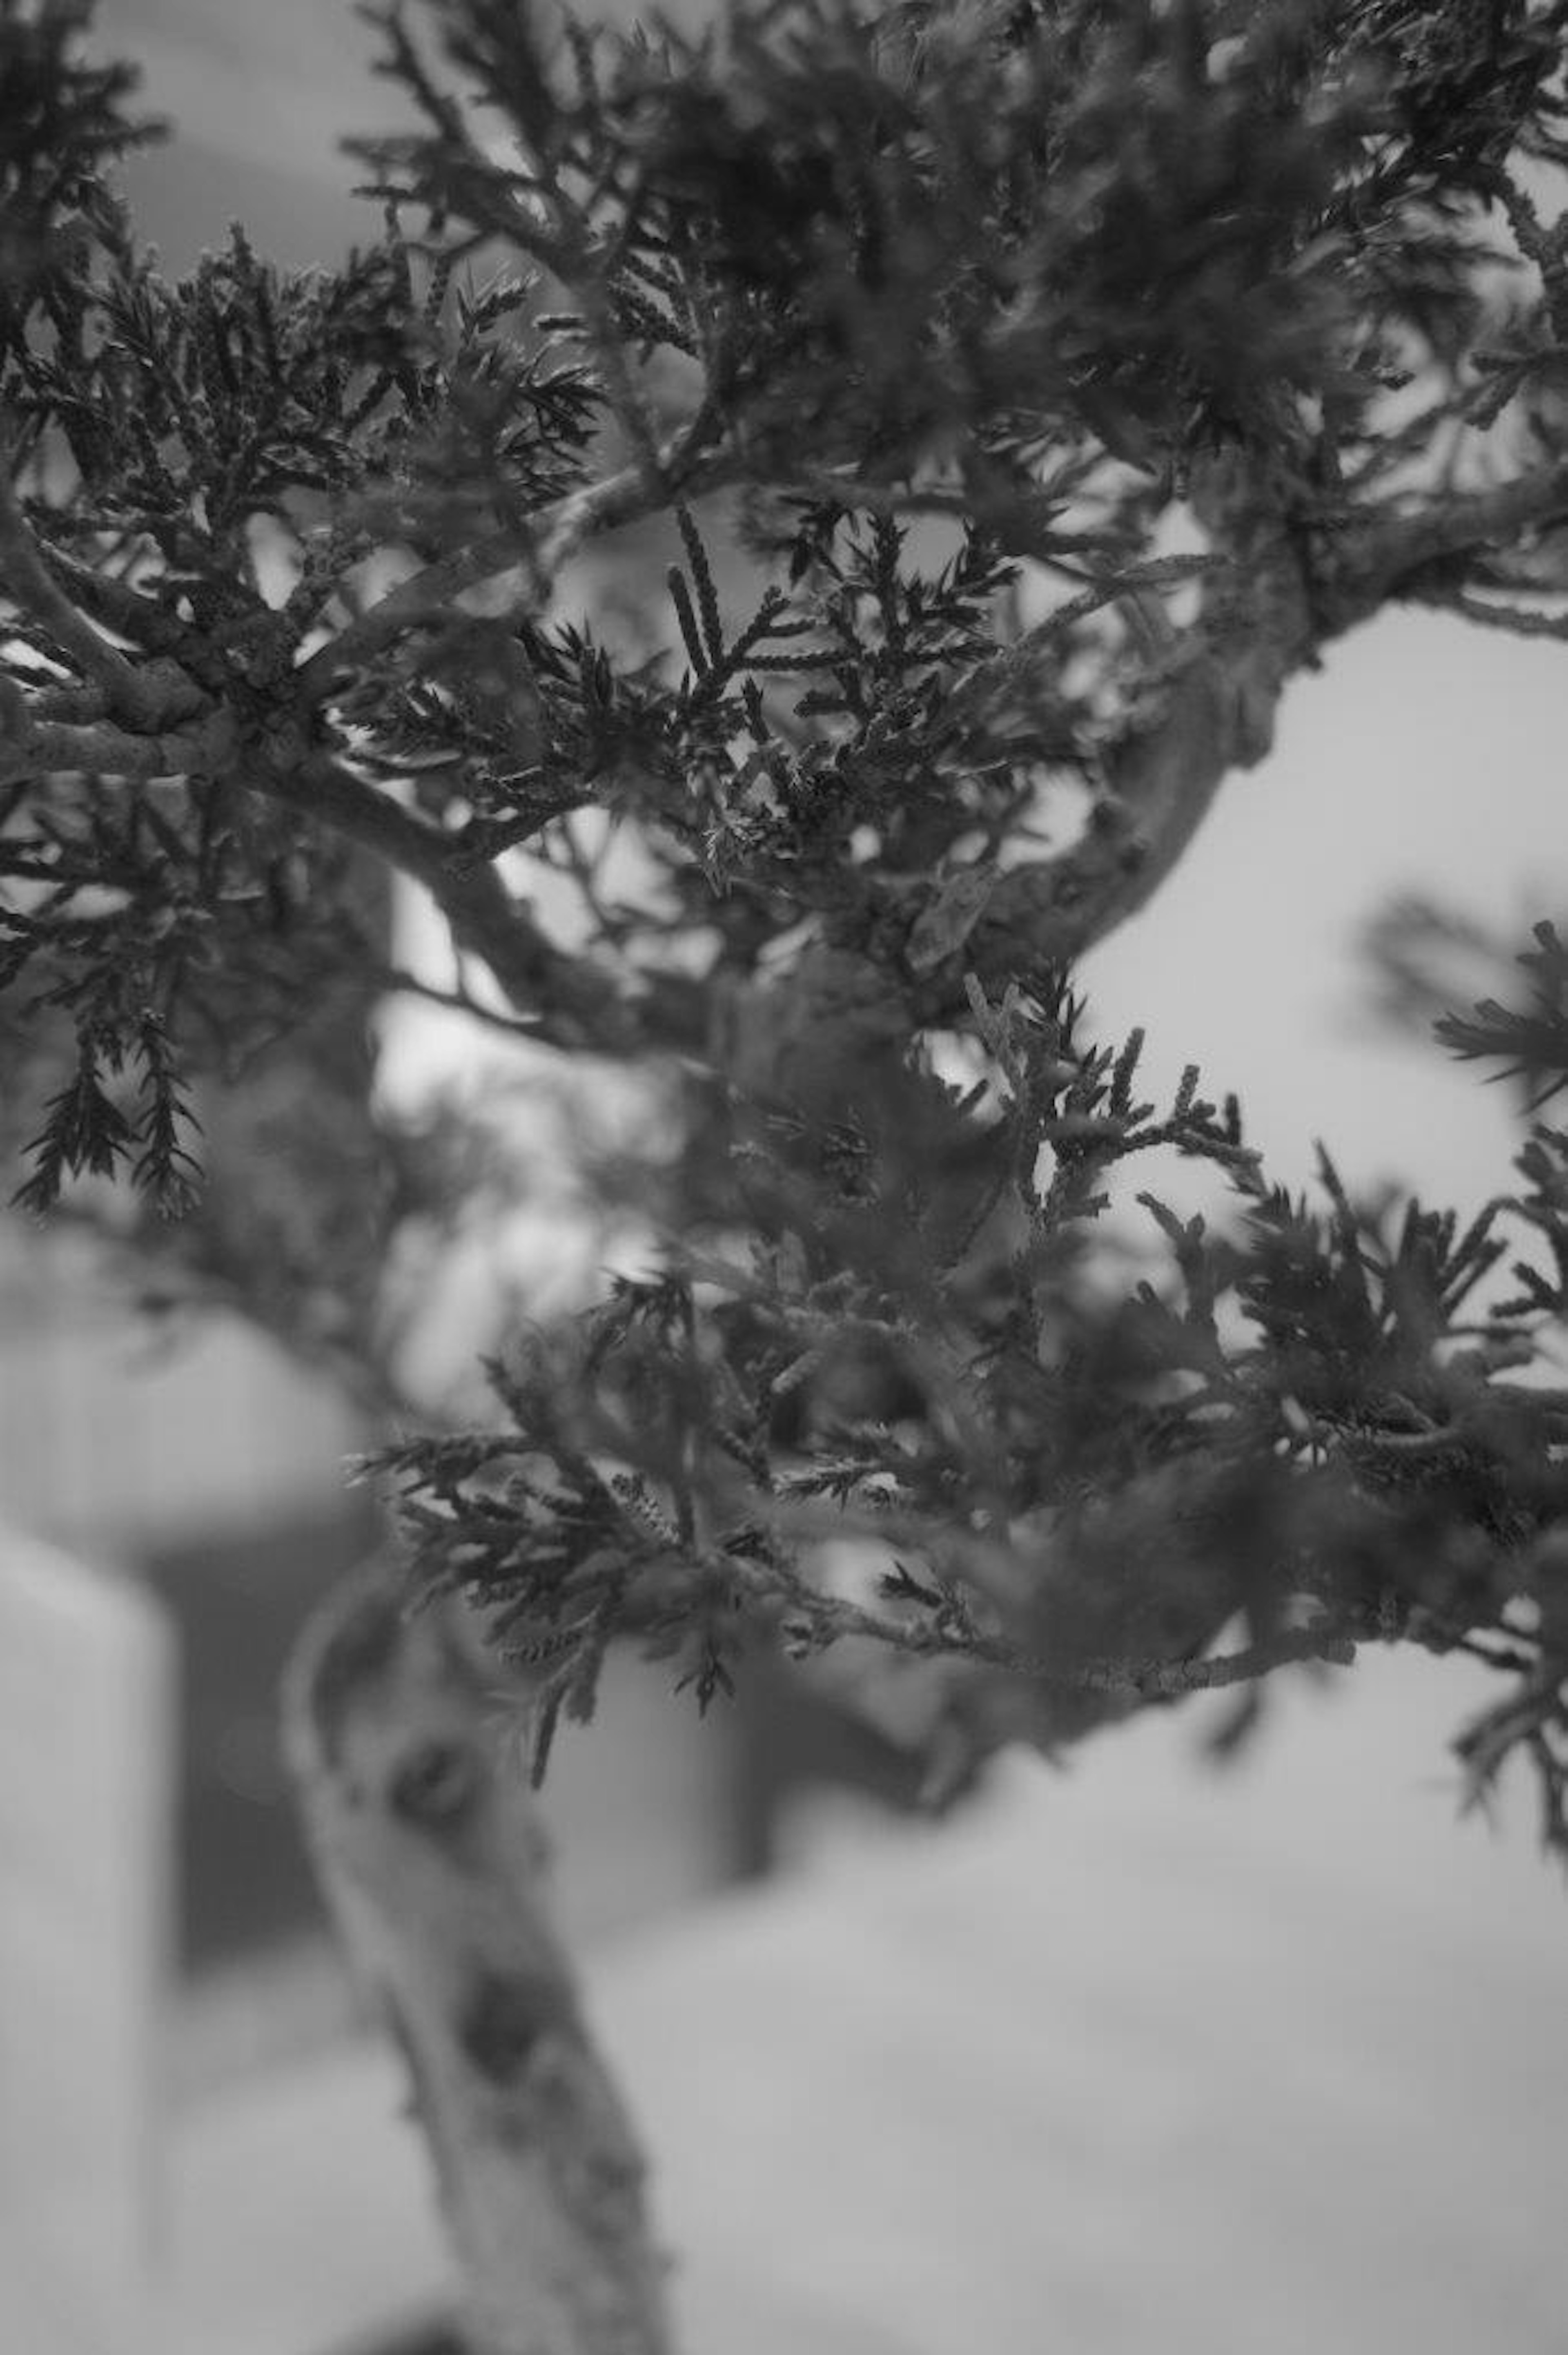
left=805, top=1588, right=1357, bottom=1699
left=291, top=528, right=532, bottom=707
left=0, top=698, right=238, bottom=784
left=293, top=432, right=739, bottom=709
left=962, top=457, right=1312, bottom=990
left=283, top=1569, right=676, bottom=2355
left=960, top=453, right=1568, bottom=996
left=375, top=963, right=556, bottom=1039
left=1340, top=459, right=1568, bottom=622
left=244, top=739, right=681, bottom=1054
left=32, top=539, right=196, bottom=659
left=1403, top=587, right=1568, bottom=640
left=0, top=464, right=161, bottom=725
left=0, top=673, right=699, bottom=1061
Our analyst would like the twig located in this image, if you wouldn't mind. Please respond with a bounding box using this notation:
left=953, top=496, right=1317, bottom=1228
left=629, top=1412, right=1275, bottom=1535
left=375, top=963, right=548, bottom=1041
left=32, top=542, right=193, bottom=658
left=1404, top=586, right=1568, bottom=639
left=292, top=431, right=741, bottom=708
left=1349, top=457, right=1568, bottom=621
left=1100, top=1624, right=1360, bottom=1698
left=808, top=1585, right=1356, bottom=1700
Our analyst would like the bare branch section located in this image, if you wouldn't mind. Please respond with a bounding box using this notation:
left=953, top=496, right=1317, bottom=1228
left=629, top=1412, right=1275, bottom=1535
left=283, top=1570, right=675, bottom=2355
left=0, top=700, right=236, bottom=783
left=973, top=451, right=1568, bottom=983
left=0, top=463, right=157, bottom=723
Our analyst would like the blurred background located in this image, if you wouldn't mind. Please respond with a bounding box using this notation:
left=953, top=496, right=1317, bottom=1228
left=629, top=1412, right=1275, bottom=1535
left=3, top=5, right=1568, bottom=2355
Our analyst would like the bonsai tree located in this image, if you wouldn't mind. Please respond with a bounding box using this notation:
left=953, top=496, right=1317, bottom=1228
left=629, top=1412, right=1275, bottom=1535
left=3, top=0, right=1567, bottom=2346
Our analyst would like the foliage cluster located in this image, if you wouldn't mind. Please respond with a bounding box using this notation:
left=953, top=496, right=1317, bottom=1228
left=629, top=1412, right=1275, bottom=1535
left=2, top=0, right=1568, bottom=1844
left=379, top=941, right=1568, bottom=1842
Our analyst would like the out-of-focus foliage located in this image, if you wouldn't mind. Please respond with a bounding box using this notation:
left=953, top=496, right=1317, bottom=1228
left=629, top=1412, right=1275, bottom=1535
left=377, top=956, right=1568, bottom=1838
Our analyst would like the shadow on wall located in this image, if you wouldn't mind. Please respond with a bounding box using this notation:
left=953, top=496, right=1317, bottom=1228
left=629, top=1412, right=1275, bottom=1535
left=139, top=1498, right=383, bottom=1971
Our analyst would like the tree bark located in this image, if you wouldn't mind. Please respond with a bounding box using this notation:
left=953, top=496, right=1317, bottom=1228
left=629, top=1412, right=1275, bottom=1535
left=282, top=1567, right=676, bottom=2355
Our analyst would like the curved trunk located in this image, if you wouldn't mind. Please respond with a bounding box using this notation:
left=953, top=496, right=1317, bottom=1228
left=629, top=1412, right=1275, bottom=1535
left=282, top=1569, right=676, bottom=2355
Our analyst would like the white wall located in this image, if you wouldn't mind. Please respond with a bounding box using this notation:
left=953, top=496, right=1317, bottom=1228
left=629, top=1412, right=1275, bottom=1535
left=0, top=1254, right=362, bottom=1552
